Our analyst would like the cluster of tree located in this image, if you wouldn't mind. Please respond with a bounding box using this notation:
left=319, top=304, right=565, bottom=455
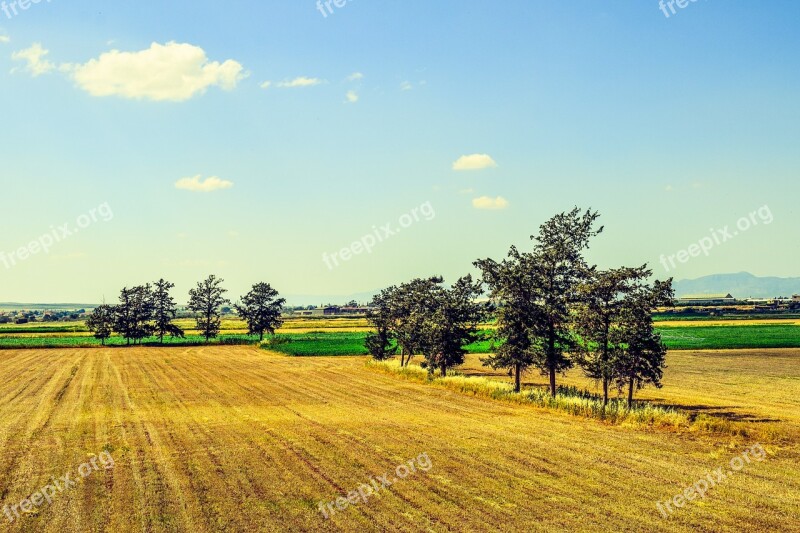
left=365, top=276, right=489, bottom=377
left=86, top=276, right=285, bottom=345
left=366, top=208, right=673, bottom=408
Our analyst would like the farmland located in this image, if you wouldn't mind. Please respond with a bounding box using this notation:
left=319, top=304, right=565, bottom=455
left=4, top=319, right=800, bottom=352
left=0, top=345, right=796, bottom=532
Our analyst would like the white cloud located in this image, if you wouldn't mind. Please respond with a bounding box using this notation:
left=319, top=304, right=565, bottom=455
left=459, top=188, right=475, bottom=194
left=260, top=80, right=272, bottom=89
left=0, top=35, right=10, bottom=44
left=400, top=81, right=413, bottom=91
left=175, top=175, right=234, bottom=192
left=472, top=196, right=509, bottom=210
left=453, top=154, right=498, bottom=171
left=347, top=72, right=364, bottom=81
left=11, top=43, right=55, bottom=76
left=345, top=90, right=359, bottom=103
left=277, top=76, right=323, bottom=88
left=69, top=42, right=245, bottom=101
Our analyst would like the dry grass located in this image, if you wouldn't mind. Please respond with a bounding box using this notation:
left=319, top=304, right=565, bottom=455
left=0, top=346, right=797, bottom=532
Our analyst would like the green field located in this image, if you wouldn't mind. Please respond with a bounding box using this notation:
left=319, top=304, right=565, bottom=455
left=659, top=325, right=800, bottom=349
left=261, top=331, right=494, bottom=357
left=259, top=326, right=800, bottom=356
left=0, top=334, right=256, bottom=349
left=4, top=323, right=800, bottom=353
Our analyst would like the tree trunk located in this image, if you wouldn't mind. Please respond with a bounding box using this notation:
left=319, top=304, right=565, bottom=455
left=400, top=348, right=406, bottom=367
left=440, top=363, right=447, bottom=377
left=603, top=379, right=609, bottom=406
left=514, top=363, right=521, bottom=393
left=549, top=367, right=556, bottom=398
left=627, top=376, right=635, bottom=410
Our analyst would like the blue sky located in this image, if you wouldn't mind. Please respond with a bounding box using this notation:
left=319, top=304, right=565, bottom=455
left=0, top=0, right=798, bottom=303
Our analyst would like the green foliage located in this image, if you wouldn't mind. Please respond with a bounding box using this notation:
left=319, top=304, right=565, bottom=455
left=234, top=282, right=285, bottom=341
left=188, top=275, right=230, bottom=342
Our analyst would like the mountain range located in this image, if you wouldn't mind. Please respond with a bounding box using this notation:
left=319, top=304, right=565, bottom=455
left=673, top=272, right=800, bottom=298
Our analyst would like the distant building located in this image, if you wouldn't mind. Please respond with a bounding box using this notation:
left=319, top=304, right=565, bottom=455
left=677, top=293, right=736, bottom=305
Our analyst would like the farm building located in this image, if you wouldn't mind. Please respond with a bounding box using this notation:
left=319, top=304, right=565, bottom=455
left=676, top=293, right=736, bottom=305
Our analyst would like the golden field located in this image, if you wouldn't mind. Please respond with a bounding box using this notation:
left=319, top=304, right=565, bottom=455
left=0, top=346, right=797, bottom=532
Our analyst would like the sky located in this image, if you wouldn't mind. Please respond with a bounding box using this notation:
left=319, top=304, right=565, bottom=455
left=0, top=0, right=799, bottom=304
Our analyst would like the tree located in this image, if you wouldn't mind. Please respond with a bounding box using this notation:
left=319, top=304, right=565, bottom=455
left=365, top=287, right=399, bottom=360
left=574, top=266, right=649, bottom=405
left=615, top=278, right=674, bottom=408
left=152, top=279, right=184, bottom=344
left=528, top=208, right=603, bottom=397
left=234, top=282, right=286, bottom=341
left=365, top=278, right=443, bottom=367
left=113, top=285, right=154, bottom=345
left=392, top=277, right=442, bottom=367
left=419, top=275, right=488, bottom=377
left=474, top=255, right=538, bottom=393
left=86, top=304, right=115, bottom=345
left=188, top=275, right=230, bottom=342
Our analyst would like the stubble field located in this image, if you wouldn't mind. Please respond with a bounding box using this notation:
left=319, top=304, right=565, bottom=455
left=0, top=346, right=797, bottom=532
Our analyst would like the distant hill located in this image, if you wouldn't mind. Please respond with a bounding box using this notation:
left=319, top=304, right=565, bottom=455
left=674, top=272, right=800, bottom=299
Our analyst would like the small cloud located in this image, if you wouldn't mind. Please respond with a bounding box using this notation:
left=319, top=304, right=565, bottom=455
left=400, top=81, right=413, bottom=91
left=345, top=90, right=359, bottom=103
left=277, top=76, right=323, bottom=88
left=175, top=175, right=234, bottom=192
left=227, top=230, right=240, bottom=239
left=0, top=35, right=10, bottom=44
left=459, top=188, right=475, bottom=194
left=472, top=196, right=509, bottom=210
left=453, top=154, right=498, bottom=171
left=11, top=43, right=55, bottom=76
left=69, top=42, right=245, bottom=101
left=176, top=232, right=188, bottom=239
left=664, top=185, right=674, bottom=192
left=347, top=72, right=363, bottom=81
left=260, top=81, right=272, bottom=89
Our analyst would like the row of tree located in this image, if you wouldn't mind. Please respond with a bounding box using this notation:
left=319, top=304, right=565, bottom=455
left=365, top=208, right=673, bottom=408
left=86, top=276, right=285, bottom=345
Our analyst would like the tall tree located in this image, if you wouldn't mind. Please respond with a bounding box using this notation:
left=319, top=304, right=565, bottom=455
left=86, top=304, right=115, bottom=346
left=152, top=278, right=184, bottom=344
left=615, top=278, right=674, bottom=408
left=528, top=208, right=603, bottom=397
left=113, top=285, right=154, bottom=345
left=420, top=275, right=488, bottom=377
left=113, top=287, right=135, bottom=345
left=474, top=255, right=538, bottom=393
left=188, top=275, right=230, bottom=342
left=574, top=266, right=650, bottom=405
left=234, top=282, right=286, bottom=341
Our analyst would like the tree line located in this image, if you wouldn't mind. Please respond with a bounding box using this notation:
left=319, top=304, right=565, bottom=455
left=365, top=208, right=674, bottom=408
left=86, top=276, right=285, bottom=345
